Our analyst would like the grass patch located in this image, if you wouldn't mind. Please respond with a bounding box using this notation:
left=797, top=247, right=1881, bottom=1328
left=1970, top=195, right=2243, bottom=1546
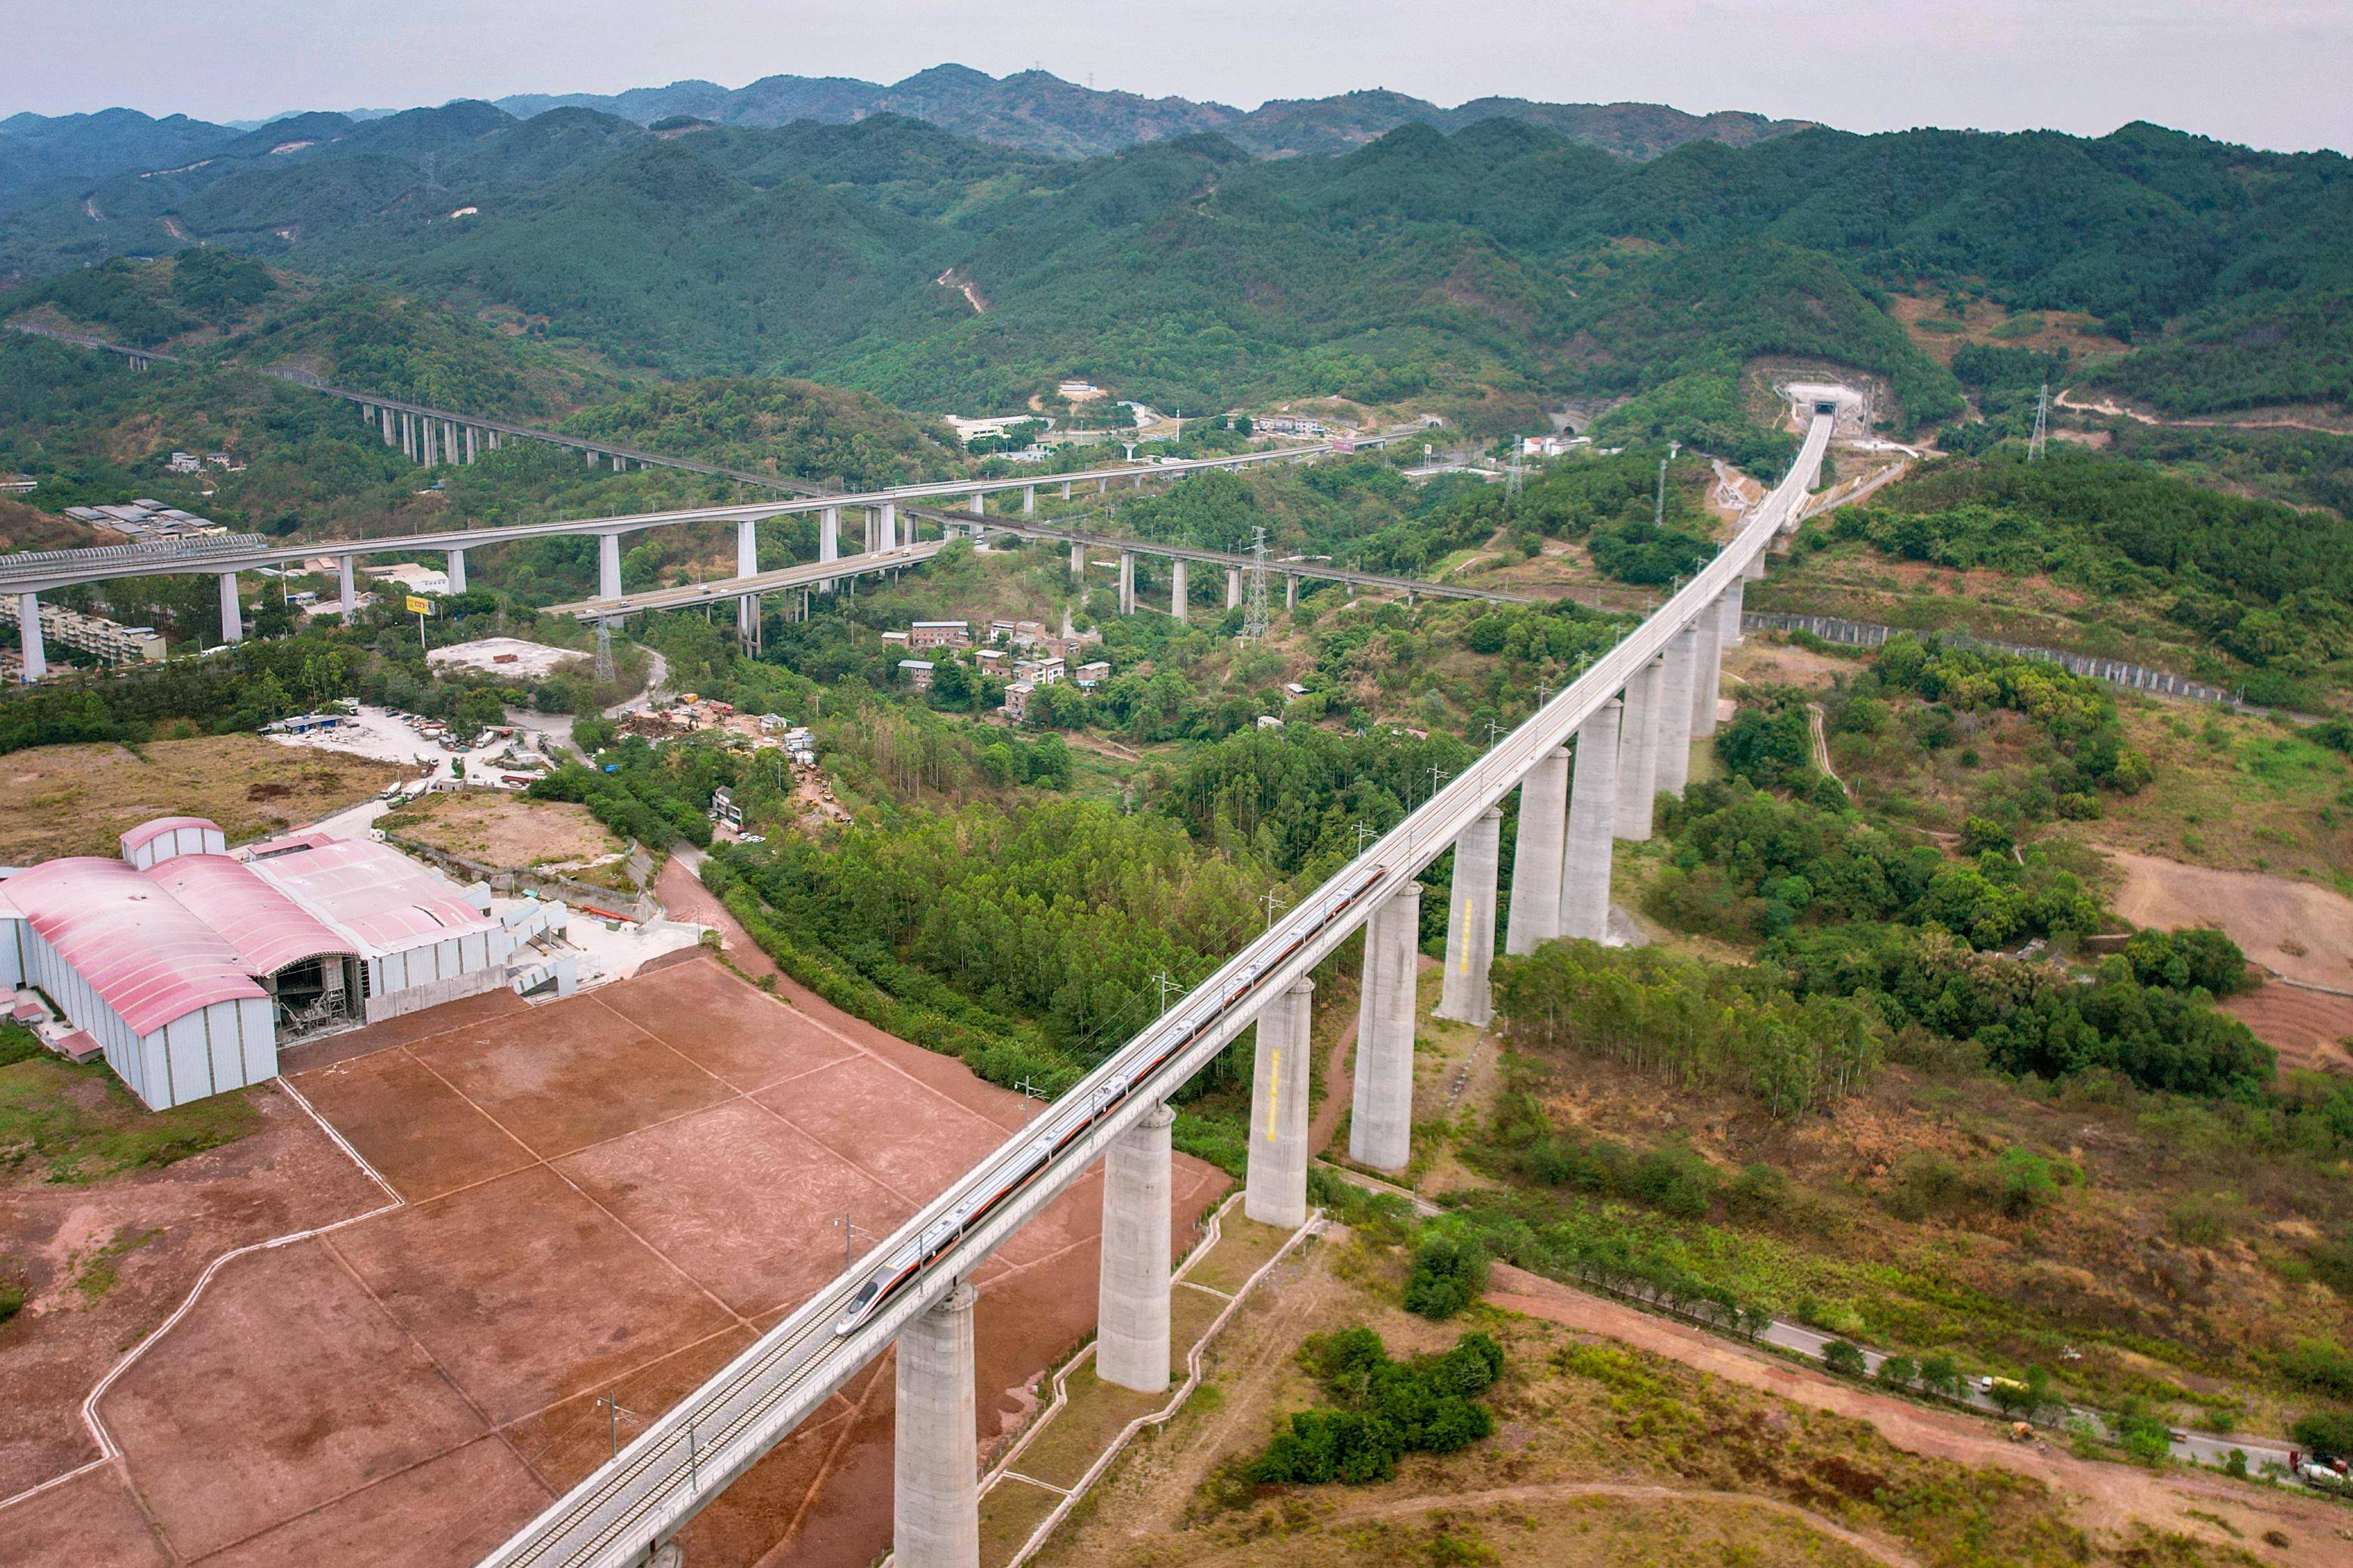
left=0, top=1052, right=261, bottom=1184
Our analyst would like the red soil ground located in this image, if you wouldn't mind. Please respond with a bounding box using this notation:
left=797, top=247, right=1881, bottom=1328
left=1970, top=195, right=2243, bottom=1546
left=5, top=947, right=1225, bottom=1566
left=2224, top=981, right=2353, bottom=1077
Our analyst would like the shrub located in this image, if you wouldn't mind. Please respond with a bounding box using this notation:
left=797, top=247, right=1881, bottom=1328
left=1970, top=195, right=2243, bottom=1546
left=2283, top=1340, right=2353, bottom=1398
left=1250, top=1327, right=1505, bottom=1487
left=2292, top=1411, right=2353, bottom=1456
left=1404, top=1233, right=1490, bottom=1320
left=1724, top=1162, right=1788, bottom=1221
left=1886, top=1150, right=1970, bottom=1220
left=1994, top=1147, right=2059, bottom=1217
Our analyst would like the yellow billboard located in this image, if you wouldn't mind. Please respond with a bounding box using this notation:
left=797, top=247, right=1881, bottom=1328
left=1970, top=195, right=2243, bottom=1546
left=406, top=595, right=435, bottom=616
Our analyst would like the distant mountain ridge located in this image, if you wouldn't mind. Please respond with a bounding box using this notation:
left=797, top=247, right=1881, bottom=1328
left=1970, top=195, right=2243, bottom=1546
left=0, top=64, right=1806, bottom=206
left=490, top=64, right=1811, bottom=160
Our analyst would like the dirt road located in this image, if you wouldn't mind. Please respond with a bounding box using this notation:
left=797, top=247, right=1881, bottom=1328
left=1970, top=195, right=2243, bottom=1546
left=1326, top=1481, right=1924, bottom=1568
left=1487, top=1265, right=2349, bottom=1563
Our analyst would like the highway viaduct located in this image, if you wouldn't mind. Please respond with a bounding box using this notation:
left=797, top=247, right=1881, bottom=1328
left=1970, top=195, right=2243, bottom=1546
left=471, top=411, right=1835, bottom=1568
left=2, top=414, right=1431, bottom=679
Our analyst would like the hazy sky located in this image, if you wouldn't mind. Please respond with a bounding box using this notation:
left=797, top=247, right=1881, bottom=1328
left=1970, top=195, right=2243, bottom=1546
left=4, top=0, right=2346, bottom=153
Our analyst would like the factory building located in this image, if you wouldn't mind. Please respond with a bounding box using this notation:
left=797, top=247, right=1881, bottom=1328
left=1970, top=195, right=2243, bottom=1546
left=0, top=816, right=514, bottom=1110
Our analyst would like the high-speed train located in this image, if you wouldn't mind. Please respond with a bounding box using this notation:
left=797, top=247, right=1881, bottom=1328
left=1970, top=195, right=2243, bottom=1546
left=834, top=860, right=1394, bottom=1336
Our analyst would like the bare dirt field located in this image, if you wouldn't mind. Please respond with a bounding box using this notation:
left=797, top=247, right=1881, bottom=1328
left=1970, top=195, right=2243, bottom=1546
left=5, top=958, right=1226, bottom=1566
left=2102, top=846, right=2353, bottom=991
left=1032, top=1234, right=2346, bottom=1568
left=2224, top=983, right=2353, bottom=1076
left=0, top=735, right=406, bottom=862
left=1722, top=633, right=1869, bottom=694
left=380, top=788, right=619, bottom=871
left=0, top=1085, right=385, bottom=1498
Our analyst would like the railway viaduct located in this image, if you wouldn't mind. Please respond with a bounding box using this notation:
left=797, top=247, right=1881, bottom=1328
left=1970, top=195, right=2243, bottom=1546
left=473, top=410, right=1835, bottom=1568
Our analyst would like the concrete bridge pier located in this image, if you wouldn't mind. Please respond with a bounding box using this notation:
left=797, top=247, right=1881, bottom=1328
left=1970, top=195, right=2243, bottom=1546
left=1117, top=552, right=1136, bottom=614
left=1434, top=806, right=1502, bottom=1026
left=1655, top=624, right=1700, bottom=797
left=1722, top=577, right=1747, bottom=647
left=736, top=520, right=759, bottom=640
left=585, top=447, right=598, bottom=469
left=219, top=572, right=244, bottom=644
left=1350, top=882, right=1422, bottom=1173
left=1245, top=978, right=1314, bottom=1228
left=1615, top=654, right=1663, bottom=841
left=893, top=1278, right=980, bottom=1568
left=1285, top=575, right=1297, bottom=610
left=446, top=548, right=467, bottom=595
left=819, top=507, right=841, bottom=594
left=1023, top=486, right=1036, bottom=514
left=1097, top=477, right=1108, bottom=494
left=17, top=591, right=46, bottom=681
left=1505, top=746, right=1570, bottom=955
left=598, top=534, right=623, bottom=601
left=1061, top=480, right=1072, bottom=501
left=465, top=425, right=478, bottom=464
left=379, top=408, right=396, bottom=447
left=423, top=421, right=439, bottom=469
left=1097, top=1103, right=1174, bottom=1393
left=1691, top=596, right=1725, bottom=738
left=879, top=504, right=899, bottom=551
left=1069, top=540, right=1085, bottom=582
left=968, top=492, right=984, bottom=517
left=1170, top=560, right=1188, bottom=621
left=399, top=411, right=414, bottom=461
left=337, top=555, right=356, bottom=620
left=1225, top=568, right=1241, bottom=609
left=1559, top=699, right=1621, bottom=942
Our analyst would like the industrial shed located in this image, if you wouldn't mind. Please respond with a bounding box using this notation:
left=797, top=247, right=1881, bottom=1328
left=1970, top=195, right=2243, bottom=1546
left=1, top=855, right=281, bottom=1110
left=2, top=815, right=518, bottom=1109
left=241, top=831, right=512, bottom=1022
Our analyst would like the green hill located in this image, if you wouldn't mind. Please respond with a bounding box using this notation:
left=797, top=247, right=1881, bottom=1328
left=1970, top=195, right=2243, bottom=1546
left=5, top=101, right=2348, bottom=450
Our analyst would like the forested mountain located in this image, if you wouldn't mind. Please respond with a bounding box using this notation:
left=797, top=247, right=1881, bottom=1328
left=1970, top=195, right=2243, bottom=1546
left=5, top=93, right=2347, bottom=452
left=487, top=65, right=1810, bottom=161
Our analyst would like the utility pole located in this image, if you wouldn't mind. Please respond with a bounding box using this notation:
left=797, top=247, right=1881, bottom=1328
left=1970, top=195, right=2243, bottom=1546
left=1655, top=440, right=1681, bottom=527
left=595, top=1393, right=637, bottom=1460
left=1259, top=888, right=1285, bottom=930
left=1354, top=821, right=1378, bottom=857
left=1014, top=1076, right=1048, bottom=1125
left=833, top=1213, right=874, bottom=1270
left=2029, top=382, right=2050, bottom=462
left=1153, top=970, right=1182, bottom=1013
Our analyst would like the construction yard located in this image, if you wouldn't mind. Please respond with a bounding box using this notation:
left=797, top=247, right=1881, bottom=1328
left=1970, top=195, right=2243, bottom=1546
left=2, top=958, right=1227, bottom=1567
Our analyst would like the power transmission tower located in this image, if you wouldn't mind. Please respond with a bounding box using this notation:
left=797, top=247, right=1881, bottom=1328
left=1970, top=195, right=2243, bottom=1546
left=593, top=619, right=615, bottom=683
left=1242, top=525, right=1270, bottom=641
left=2028, top=382, right=2050, bottom=462
left=1654, top=440, right=1681, bottom=526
